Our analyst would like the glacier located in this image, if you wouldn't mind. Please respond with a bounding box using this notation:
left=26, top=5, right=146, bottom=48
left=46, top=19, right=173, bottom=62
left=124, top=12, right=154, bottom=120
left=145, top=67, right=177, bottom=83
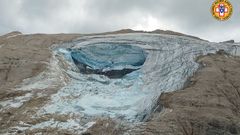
left=38, top=33, right=240, bottom=122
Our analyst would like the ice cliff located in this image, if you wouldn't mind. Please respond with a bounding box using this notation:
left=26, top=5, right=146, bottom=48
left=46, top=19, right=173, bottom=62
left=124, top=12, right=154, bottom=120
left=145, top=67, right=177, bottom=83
left=70, top=44, right=147, bottom=78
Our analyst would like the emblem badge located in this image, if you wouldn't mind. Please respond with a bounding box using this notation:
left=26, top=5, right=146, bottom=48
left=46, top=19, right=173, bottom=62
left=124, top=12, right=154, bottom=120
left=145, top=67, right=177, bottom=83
left=211, top=0, right=233, bottom=21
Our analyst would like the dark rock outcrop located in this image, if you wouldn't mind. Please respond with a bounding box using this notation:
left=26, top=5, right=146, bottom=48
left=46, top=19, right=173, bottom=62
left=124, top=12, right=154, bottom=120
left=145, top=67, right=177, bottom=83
left=221, top=40, right=235, bottom=44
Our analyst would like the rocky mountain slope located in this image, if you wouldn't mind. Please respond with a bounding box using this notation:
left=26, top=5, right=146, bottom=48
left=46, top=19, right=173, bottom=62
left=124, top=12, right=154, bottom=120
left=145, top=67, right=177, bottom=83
left=0, top=30, right=239, bottom=135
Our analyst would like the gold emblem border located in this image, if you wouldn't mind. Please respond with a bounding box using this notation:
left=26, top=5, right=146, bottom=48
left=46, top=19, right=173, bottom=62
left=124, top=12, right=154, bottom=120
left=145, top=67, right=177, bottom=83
left=211, top=0, right=233, bottom=21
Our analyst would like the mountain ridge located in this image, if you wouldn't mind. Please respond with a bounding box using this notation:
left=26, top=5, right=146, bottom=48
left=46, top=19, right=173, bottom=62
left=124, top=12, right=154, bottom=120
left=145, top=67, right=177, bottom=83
left=1, top=29, right=204, bottom=41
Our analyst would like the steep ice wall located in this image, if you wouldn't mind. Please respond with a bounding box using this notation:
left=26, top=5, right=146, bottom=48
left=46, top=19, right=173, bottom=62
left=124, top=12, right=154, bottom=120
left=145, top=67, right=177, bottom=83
left=71, top=44, right=147, bottom=78
left=39, top=33, right=240, bottom=122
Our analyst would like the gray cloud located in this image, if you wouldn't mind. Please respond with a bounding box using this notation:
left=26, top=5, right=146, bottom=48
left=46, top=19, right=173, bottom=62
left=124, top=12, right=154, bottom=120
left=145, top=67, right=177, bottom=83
left=0, top=0, right=239, bottom=42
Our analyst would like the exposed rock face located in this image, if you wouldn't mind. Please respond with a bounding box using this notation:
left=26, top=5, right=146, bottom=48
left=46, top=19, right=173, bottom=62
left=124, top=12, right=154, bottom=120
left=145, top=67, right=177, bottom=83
left=0, top=32, right=80, bottom=91
left=221, top=40, right=235, bottom=44
left=71, top=44, right=147, bottom=78
left=3, top=31, right=22, bottom=37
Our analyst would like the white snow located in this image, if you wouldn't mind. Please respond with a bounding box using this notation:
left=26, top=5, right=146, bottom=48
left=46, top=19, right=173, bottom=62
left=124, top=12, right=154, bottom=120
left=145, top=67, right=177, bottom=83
left=0, top=93, right=32, bottom=110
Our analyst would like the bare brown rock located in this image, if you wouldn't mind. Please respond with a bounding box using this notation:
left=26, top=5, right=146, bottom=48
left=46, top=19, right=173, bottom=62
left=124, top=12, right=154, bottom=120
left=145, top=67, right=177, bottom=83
left=0, top=32, right=80, bottom=89
left=84, top=119, right=126, bottom=135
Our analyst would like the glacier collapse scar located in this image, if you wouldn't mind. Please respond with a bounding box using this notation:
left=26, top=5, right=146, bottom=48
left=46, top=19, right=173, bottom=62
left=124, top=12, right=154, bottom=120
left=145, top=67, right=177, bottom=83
left=70, top=44, right=148, bottom=78
left=38, top=33, right=240, bottom=122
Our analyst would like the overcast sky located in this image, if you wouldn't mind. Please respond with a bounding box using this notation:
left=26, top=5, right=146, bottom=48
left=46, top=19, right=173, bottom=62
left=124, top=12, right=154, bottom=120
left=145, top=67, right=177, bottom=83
left=0, top=0, right=239, bottom=42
